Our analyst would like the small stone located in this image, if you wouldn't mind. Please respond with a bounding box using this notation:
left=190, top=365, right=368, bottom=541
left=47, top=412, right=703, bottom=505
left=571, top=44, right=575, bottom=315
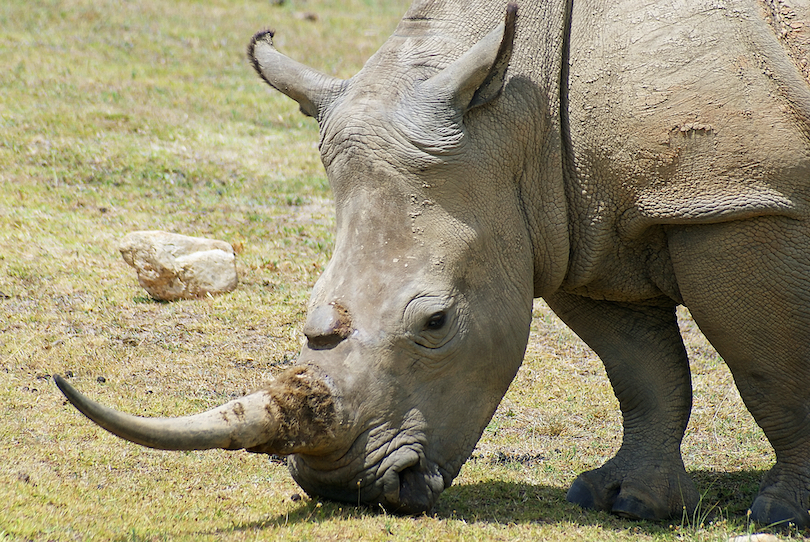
left=119, top=231, right=238, bottom=301
left=97, top=376, right=106, bottom=383
left=294, top=11, right=318, bottom=22
left=728, top=535, right=780, bottom=542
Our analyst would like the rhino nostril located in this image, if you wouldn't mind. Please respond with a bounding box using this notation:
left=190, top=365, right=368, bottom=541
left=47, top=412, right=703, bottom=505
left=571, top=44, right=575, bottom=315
left=307, top=332, right=347, bottom=349
left=303, top=302, right=352, bottom=350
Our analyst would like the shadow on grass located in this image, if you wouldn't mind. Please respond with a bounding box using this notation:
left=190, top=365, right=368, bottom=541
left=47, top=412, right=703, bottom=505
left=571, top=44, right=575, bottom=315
left=221, top=469, right=767, bottom=536
left=132, top=295, right=167, bottom=304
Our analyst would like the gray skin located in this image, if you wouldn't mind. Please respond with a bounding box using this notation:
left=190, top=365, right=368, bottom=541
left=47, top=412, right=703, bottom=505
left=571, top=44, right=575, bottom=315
left=55, top=0, right=810, bottom=528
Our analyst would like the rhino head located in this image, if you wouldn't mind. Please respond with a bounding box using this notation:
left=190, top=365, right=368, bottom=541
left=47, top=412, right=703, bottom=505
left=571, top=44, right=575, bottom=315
left=56, top=4, right=567, bottom=514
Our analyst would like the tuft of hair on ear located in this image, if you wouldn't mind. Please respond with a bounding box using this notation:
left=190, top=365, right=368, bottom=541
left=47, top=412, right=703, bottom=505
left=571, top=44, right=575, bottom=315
left=247, top=29, right=276, bottom=65
left=254, top=28, right=275, bottom=41
left=247, top=29, right=278, bottom=91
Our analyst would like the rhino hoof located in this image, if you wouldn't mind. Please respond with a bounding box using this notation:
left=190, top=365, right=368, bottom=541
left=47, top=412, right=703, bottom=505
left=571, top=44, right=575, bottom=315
left=566, top=476, right=600, bottom=510
left=611, top=493, right=660, bottom=521
left=750, top=495, right=810, bottom=530
left=566, top=475, right=621, bottom=512
left=567, top=473, right=672, bottom=521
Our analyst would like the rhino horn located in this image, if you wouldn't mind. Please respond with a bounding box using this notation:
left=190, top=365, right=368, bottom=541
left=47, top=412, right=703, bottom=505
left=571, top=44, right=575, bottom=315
left=423, top=2, right=517, bottom=112
left=54, top=366, right=340, bottom=455
left=248, top=30, right=347, bottom=120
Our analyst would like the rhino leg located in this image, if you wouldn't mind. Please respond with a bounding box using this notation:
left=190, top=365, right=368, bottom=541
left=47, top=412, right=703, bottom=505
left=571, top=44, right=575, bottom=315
left=545, top=292, right=699, bottom=520
left=669, top=217, right=810, bottom=529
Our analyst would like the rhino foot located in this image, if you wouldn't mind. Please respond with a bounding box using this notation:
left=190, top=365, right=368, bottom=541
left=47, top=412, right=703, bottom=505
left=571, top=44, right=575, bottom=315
left=566, top=459, right=699, bottom=521
left=750, top=469, right=810, bottom=530
left=750, top=495, right=810, bottom=530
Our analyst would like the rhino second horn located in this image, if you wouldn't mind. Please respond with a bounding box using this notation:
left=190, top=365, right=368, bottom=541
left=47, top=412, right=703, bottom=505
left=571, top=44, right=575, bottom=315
left=54, top=366, right=340, bottom=455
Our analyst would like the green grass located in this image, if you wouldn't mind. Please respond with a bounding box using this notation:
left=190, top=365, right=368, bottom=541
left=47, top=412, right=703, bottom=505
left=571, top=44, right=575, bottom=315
left=0, top=0, right=801, bottom=540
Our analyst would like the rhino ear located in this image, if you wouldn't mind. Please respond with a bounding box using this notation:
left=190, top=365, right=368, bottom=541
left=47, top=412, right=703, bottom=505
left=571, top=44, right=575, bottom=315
left=423, top=3, right=517, bottom=113
left=248, top=31, right=347, bottom=120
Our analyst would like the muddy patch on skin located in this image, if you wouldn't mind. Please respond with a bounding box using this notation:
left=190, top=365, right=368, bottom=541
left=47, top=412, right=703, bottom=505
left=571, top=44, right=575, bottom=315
left=762, top=0, right=810, bottom=84
left=247, top=366, right=339, bottom=455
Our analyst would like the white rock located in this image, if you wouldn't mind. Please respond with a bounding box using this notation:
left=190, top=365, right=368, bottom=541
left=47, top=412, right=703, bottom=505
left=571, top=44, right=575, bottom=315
left=120, top=231, right=238, bottom=301
left=728, top=534, right=780, bottom=542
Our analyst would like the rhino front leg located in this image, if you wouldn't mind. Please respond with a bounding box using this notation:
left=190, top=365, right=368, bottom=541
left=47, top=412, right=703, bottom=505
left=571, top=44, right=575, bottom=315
left=544, top=291, right=699, bottom=520
left=669, top=217, right=810, bottom=529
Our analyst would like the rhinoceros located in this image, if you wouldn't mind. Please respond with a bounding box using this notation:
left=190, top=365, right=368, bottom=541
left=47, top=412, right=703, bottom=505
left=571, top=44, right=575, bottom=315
left=55, top=0, right=810, bottom=528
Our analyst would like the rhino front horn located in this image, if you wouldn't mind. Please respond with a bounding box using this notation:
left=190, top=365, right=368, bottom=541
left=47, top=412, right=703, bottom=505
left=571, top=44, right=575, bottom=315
left=54, top=366, right=341, bottom=455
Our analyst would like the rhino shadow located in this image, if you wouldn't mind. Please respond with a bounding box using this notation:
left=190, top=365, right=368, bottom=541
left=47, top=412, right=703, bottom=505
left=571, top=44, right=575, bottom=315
left=432, top=469, right=763, bottom=529
left=218, top=469, right=765, bottom=535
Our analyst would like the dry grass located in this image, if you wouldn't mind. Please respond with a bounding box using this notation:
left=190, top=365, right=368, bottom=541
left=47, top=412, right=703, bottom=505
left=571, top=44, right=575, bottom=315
left=0, top=0, right=800, bottom=540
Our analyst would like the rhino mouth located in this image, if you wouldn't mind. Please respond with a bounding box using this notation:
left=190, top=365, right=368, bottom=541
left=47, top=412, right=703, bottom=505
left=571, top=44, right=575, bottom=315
left=289, top=429, right=450, bottom=514
left=379, top=446, right=447, bottom=514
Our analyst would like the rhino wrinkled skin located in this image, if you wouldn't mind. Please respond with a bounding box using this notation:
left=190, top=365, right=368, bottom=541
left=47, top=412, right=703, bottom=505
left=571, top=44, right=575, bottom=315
left=58, top=0, right=810, bottom=528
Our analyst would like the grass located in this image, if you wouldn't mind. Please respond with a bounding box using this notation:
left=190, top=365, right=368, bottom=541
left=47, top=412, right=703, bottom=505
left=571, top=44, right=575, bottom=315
left=0, top=0, right=802, bottom=540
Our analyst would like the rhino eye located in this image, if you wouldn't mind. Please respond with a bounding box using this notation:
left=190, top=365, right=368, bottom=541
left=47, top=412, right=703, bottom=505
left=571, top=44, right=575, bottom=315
left=425, top=311, right=447, bottom=331
left=404, top=296, right=457, bottom=350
